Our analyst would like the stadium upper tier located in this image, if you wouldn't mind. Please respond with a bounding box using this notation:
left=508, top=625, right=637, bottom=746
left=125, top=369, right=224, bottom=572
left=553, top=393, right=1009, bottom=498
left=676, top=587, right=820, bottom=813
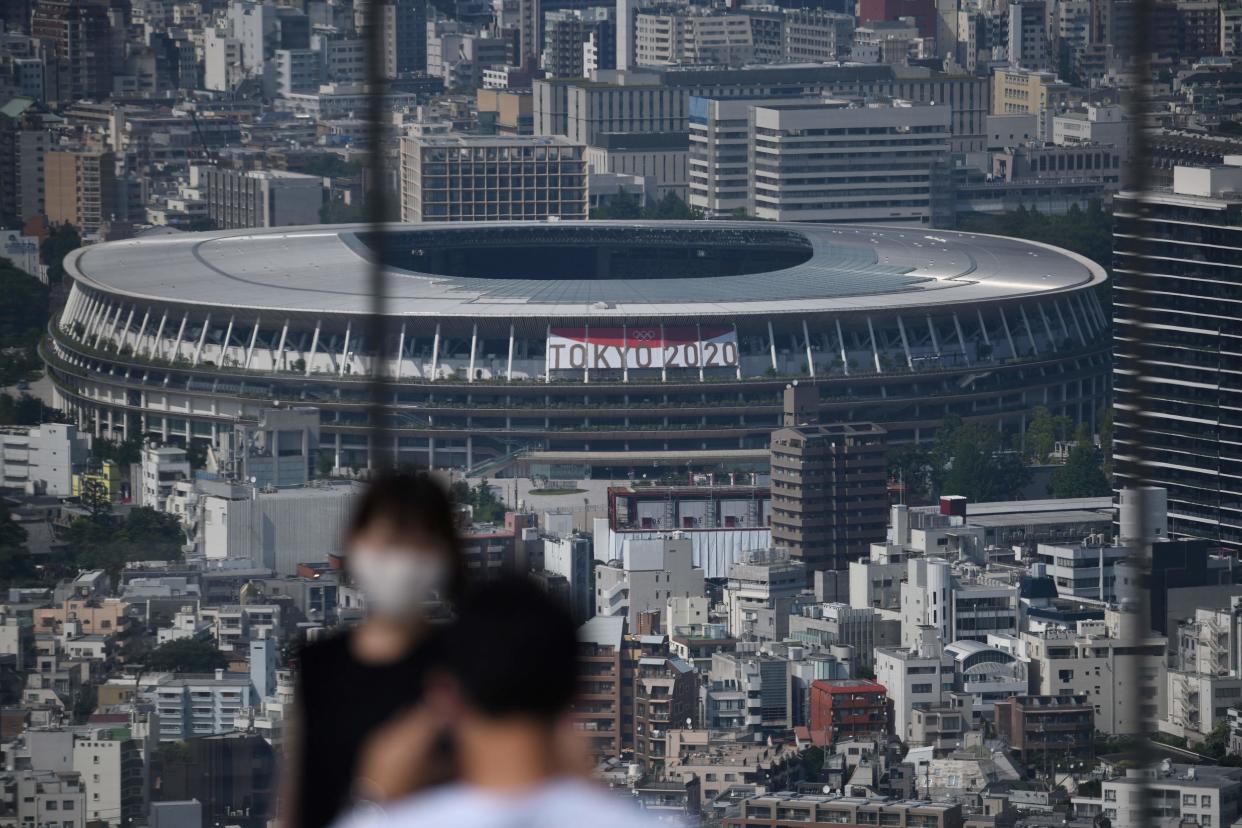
left=46, top=221, right=1110, bottom=473
left=64, top=221, right=1103, bottom=318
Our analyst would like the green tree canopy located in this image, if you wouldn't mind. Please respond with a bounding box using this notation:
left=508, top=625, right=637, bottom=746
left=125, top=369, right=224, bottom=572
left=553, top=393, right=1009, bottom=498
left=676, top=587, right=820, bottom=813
left=0, top=501, right=35, bottom=588
left=40, top=224, right=81, bottom=285
left=145, top=638, right=229, bottom=674
left=935, top=418, right=1031, bottom=502
left=1048, top=426, right=1110, bottom=498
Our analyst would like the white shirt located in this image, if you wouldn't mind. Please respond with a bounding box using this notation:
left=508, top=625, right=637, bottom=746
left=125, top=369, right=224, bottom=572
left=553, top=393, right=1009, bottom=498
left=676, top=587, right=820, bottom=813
left=334, top=778, right=671, bottom=828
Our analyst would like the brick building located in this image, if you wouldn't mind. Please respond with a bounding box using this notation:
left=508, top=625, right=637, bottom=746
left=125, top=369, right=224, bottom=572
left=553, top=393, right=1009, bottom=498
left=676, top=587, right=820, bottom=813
left=808, top=679, right=891, bottom=747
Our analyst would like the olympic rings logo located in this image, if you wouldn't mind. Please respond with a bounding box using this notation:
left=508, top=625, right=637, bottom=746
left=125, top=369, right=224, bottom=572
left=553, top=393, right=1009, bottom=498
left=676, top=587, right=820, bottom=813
left=630, top=330, right=658, bottom=341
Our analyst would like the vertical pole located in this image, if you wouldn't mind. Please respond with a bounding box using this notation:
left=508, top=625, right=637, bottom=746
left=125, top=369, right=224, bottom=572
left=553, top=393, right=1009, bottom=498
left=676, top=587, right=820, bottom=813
left=766, top=319, right=777, bottom=372
left=866, top=316, right=882, bottom=373
left=467, top=323, right=478, bottom=383
left=245, top=317, right=261, bottom=371
left=338, top=319, right=352, bottom=377
left=802, top=319, right=815, bottom=378
left=192, top=312, right=213, bottom=366
left=836, top=318, right=849, bottom=375
left=430, top=323, right=441, bottom=382
left=272, top=317, right=288, bottom=372
left=395, top=321, right=406, bottom=381
left=306, top=319, right=321, bottom=377
left=506, top=323, right=515, bottom=382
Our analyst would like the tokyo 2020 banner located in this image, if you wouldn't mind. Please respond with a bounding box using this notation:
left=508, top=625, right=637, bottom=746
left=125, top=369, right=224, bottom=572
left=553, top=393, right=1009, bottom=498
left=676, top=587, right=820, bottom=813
left=546, top=327, right=739, bottom=371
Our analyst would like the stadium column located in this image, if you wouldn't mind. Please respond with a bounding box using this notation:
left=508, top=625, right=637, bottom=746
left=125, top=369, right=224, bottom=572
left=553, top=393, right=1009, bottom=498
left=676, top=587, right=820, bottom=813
left=998, top=307, right=1017, bottom=360
left=245, top=318, right=261, bottom=371
left=273, top=318, right=288, bottom=373
left=104, top=305, right=125, bottom=350
left=468, top=324, right=478, bottom=383
left=430, top=323, right=441, bottom=382
left=766, top=320, right=777, bottom=373
left=117, top=307, right=135, bottom=353
left=975, top=308, right=993, bottom=352
left=192, top=313, right=212, bottom=367
left=135, top=308, right=151, bottom=357
left=896, top=315, right=913, bottom=370
left=926, top=315, right=941, bottom=359
left=395, top=322, right=406, bottom=381
left=1074, top=294, right=1096, bottom=338
left=1052, top=300, right=1071, bottom=343
left=222, top=316, right=235, bottom=365
left=801, top=320, right=815, bottom=378
left=506, top=324, right=514, bottom=382
left=697, top=322, right=705, bottom=382
left=306, top=319, right=321, bottom=377
left=866, top=317, right=882, bottom=373
left=732, top=323, right=741, bottom=381
left=952, top=312, right=971, bottom=366
left=1018, top=306, right=1038, bottom=356
left=170, top=312, right=188, bottom=364
left=1062, top=296, right=1086, bottom=346
left=835, top=319, right=849, bottom=376
left=1037, top=303, right=1057, bottom=351
left=150, top=310, right=168, bottom=360
left=338, top=319, right=352, bottom=377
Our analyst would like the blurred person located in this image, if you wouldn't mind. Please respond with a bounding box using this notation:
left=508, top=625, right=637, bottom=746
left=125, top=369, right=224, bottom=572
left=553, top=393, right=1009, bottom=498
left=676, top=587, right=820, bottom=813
left=282, top=471, right=466, bottom=828
left=333, top=577, right=664, bottom=828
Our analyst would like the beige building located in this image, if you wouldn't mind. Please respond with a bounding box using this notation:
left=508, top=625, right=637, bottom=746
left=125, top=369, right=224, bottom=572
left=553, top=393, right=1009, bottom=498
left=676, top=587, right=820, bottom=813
left=770, top=384, right=888, bottom=572
left=33, top=598, right=129, bottom=638
left=1022, top=610, right=1166, bottom=735
left=44, top=147, right=117, bottom=232
left=990, top=67, right=1071, bottom=139
left=399, top=133, right=586, bottom=222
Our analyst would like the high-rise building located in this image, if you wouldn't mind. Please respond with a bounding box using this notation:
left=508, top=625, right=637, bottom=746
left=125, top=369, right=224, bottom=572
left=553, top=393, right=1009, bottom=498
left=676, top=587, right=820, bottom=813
left=769, top=384, right=888, bottom=572
left=0, top=99, right=49, bottom=226
left=191, top=165, right=324, bottom=229
left=399, top=133, right=587, bottom=222
left=1113, top=162, right=1242, bottom=548
left=747, top=97, right=951, bottom=224
left=356, top=0, right=427, bottom=76
left=574, top=615, right=625, bottom=760
left=44, top=147, right=117, bottom=232
left=1007, top=0, right=1050, bottom=70
left=30, top=0, right=113, bottom=103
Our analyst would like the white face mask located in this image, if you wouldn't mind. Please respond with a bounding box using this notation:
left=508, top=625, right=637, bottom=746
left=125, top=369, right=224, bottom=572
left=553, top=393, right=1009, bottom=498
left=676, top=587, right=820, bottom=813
left=348, top=548, right=447, bottom=620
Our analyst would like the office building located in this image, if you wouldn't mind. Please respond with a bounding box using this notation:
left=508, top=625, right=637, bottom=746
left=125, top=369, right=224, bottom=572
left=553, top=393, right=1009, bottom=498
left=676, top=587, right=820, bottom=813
left=1022, top=611, right=1167, bottom=735
left=585, top=131, right=688, bottom=201
left=192, top=165, right=324, bottom=229
left=138, top=444, right=190, bottom=512
left=44, top=147, right=116, bottom=232
left=724, top=551, right=806, bottom=641
left=543, top=534, right=594, bottom=622
left=808, top=679, right=891, bottom=746
left=30, top=0, right=113, bottom=103
left=1007, top=0, right=1050, bottom=70
left=1113, top=162, right=1242, bottom=549
left=770, top=385, right=888, bottom=572
left=747, top=97, right=951, bottom=224
left=151, top=671, right=253, bottom=742
left=0, top=423, right=91, bottom=496
left=993, top=694, right=1093, bottom=765
left=574, top=615, right=625, bottom=759
left=0, top=99, right=49, bottom=226
left=596, top=535, right=705, bottom=631
left=875, top=627, right=956, bottom=740
left=73, top=728, right=147, bottom=827
left=724, top=795, right=962, bottom=828
left=399, top=133, right=586, bottom=222
left=1094, top=764, right=1242, bottom=828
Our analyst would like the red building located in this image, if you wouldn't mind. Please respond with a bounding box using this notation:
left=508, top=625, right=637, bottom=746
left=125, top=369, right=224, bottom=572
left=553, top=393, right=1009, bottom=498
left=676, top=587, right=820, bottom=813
left=857, top=0, right=935, bottom=37
left=808, top=679, right=891, bottom=747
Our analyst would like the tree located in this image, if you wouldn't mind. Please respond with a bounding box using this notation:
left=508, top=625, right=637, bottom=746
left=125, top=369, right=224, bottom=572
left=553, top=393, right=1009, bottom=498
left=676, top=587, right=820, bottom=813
left=145, top=638, right=229, bottom=674
left=887, top=443, right=934, bottom=503
left=185, top=439, right=209, bottom=470
left=0, top=393, right=57, bottom=426
left=1025, top=406, right=1057, bottom=464
left=40, top=224, right=81, bottom=285
left=1048, top=429, right=1110, bottom=498
left=93, top=434, right=143, bottom=468
left=590, top=189, right=643, bottom=220
left=62, top=506, right=184, bottom=581
left=647, top=192, right=697, bottom=220
left=0, top=501, right=34, bottom=588
left=936, top=419, right=1031, bottom=502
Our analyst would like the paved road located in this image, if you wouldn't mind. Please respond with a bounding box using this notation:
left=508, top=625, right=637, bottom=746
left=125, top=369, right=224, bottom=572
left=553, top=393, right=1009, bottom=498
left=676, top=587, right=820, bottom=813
left=1, top=373, right=55, bottom=404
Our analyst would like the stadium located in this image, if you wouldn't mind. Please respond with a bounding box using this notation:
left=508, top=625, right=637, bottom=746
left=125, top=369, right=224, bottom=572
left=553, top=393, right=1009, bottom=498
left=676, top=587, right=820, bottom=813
left=43, top=221, right=1110, bottom=476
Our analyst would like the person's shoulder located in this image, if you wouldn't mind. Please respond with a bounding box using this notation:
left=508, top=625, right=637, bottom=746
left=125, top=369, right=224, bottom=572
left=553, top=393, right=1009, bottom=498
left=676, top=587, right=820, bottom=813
left=333, top=785, right=480, bottom=828
left=535, top=779, right=664, bottom=828
left=296, top=632, right=353, bottom=676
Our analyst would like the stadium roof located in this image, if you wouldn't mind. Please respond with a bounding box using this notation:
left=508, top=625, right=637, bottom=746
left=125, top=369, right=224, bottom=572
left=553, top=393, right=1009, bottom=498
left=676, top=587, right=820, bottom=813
left=66, top=221, right=1107, bottom=320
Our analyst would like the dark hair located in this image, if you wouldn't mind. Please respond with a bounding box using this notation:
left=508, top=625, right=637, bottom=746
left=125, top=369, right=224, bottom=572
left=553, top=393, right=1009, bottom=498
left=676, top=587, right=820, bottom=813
left=444, top=577, right=578, bottom=721
left=348, top=471, right=467, bottom=606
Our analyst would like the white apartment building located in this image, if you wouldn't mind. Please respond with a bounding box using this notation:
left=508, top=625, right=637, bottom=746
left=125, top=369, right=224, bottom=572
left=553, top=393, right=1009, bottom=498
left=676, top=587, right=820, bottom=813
left=634, top=10, right=757, bottom=67
left=1022, top=612, right=1167, bottom=735
left=782, top=9, right=855, bottom=62
left=73, top=728, right=147, bottom=827
left=1007, top=0, right=1049, bottom=71
left=849, top=542, right=908, bottom=611
left=1032, top=541, right=1130, bottom=601
left=0, top=423, right=91, bottom=496
left=139, top=444, right=190, bottom=512
left=399, top=133, right=587, bottom=222
left=9, top=771, right=86, bottom=828
left=748, top=98, right=951, bottom=224
left=1095, top=764, right=1242, bottom=828
left=875, top=627, right=956, bottom=740
left=900, top=557, right=1019, bottom=648
left=274, top=48, right=322, bottom=96
left=1165, top=604, right=1242, bottom=740
left=724, top=553, right=806, bottom=641
left=151, top=670, right=253, bottom=741
left=595, top=535, right=705, bottom=631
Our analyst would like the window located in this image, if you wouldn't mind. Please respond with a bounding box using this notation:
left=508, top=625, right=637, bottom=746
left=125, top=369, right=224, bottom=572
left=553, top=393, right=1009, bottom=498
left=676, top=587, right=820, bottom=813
left=1105, top=790, right=1116, bottom=802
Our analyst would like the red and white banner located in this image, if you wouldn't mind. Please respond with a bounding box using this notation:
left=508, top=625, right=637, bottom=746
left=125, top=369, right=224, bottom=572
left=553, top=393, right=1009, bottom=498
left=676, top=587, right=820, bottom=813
left=546, top=326, right=738, bottom=371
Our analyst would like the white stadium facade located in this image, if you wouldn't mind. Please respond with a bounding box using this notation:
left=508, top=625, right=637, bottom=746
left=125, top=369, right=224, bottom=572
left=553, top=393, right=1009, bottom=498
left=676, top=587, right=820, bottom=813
left=44, top=221, right=1109, bottom=474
